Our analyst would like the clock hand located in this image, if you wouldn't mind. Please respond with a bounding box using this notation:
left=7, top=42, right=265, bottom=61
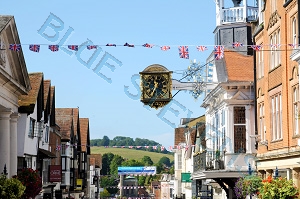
left=150, top=81, right=158, bottom=97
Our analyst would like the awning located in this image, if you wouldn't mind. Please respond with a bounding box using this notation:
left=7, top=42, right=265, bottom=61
left=38, top=148, right=56, bottom=159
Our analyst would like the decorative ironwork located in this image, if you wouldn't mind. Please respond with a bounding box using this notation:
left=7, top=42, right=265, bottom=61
left=182, top=60, right=207, bottom=99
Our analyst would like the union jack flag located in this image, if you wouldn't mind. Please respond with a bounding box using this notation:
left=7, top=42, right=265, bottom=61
left=87, top=45, right=97, bottom=50
left=160, top=146, right=165, bottom=151
left=129, top=146, right=133, bottom=149
left=29, top=44, right=40, bottom=52
left=232, top=42, right=243, bottom=48
left=124, top=42, right=134, bottom=47
left=56, top=145, right=61, bottom=151
left=178, top=46, right=189, bottom=59
left=169, top=146, right=173, bottom=150
left=106, top=43, right=116, bottom=47
left=9, top=44, right=21, bottom=52
left=153, top=146, right=157, bottom=150
left=214, top=45, right=224, bottom=60
left=177, top=145, right=181, bottom=149
left=142, top=43, right=154, bottom=48
left=48, top=45, right=59, bottom=52
left=145, top=146, right=149, bottom=148
left=196, top=45, right=208, bottom=51
left=68, top=45, right=78, bottom=51
left=160, top=46, right=170, bottom=51
left=251, top=45, right=262, bottom=51
left=270, top=44, right=281, bottom=49
left=288, top=44, right=298, bottom=48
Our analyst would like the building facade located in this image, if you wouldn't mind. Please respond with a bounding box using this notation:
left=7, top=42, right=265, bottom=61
left=255, top=0, right=300, bottom=189
left=0, top=15, right=31, bottom=178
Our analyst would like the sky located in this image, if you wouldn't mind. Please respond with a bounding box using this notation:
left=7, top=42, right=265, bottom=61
left=1, top=0, right=223, bottom=148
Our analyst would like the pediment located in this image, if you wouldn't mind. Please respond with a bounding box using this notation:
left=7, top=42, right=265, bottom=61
left=232, top=91, right=249, bottom=100
left=267, top=10, right=281, bottom=30
left=0, top=16, right=30, bottom=95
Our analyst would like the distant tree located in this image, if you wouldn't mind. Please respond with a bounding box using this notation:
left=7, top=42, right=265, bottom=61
left=169, top=165, right=174, bottom=174
left=138, top=175, right=146, bottom=186
left=158, top=156, right=171, bottom=167
left=101, top=153, right=114, bottom=175
left=110, top=155, right=125, bottom=175
left=154, top=162, right=164, bottom=174
left=100, top=176, right=118, bottom=196
left=141, top=156, right=153, bottom=166
left=122, top=159, right=144, bottom=167
left=100, top=135, right=110, bottom=146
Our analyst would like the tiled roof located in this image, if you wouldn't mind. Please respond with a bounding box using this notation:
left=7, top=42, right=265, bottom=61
left=43, top=80, right=51, bottom=109
left=174, top=127, right=185, bottom=145
left=73, top=108, right=79, bottom=136
left=18, top=72, right=43, bottom=111
left=224, top=49, right=254, bottom=82
left=90, top=158, right=96, bottom=167
left=50, top=86, right=55, bottom=114
left=90, top=154, right=102, bottom=168
left=174, top=127, right=196, bottom=146
left=79, top=118, right=89, bottom=152
left=55, top=108, right=73, bottom=140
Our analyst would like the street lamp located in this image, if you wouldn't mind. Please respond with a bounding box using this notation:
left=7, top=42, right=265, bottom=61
left=274, top=167, right=279, bottom=179
left=248, top=163, right=252, bottom=175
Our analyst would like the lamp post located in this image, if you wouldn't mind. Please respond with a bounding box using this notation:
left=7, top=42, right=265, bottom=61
left=248, top=163, right=252, bottom=199
left=1, top=164, right=7, bottom=177
left=274, top=167, right=279, bottom=179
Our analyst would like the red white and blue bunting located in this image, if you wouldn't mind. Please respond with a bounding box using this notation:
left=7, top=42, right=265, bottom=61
left=54, top=144, right=195, bottom=151
left=7, top=42, right=299, bottom=60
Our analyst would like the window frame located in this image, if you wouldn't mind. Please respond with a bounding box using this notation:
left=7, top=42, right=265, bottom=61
left=233, top=106, right=246, bottom=153
left=271, top=93, right=282, bottom=141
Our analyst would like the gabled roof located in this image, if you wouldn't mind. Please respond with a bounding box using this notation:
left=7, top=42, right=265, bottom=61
left=0, top=15, right=31, bottom=95
left=43, top=80, right=51, bottom=110
left=90, top=154, right=102, bottom=168
left=50, top=86, right=55, bottom=114
left=18, top=72, right=43, bottom=113
left=55, top=108, right=74, bottom=140
left=79, top=118, right=89, bottom=152
left=223, top=49, right=254, bottom=82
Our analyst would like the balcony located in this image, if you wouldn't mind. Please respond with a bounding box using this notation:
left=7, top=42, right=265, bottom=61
left=218, top=6, right=258, bottom=25
left=193, top=150, right=225, bottom=172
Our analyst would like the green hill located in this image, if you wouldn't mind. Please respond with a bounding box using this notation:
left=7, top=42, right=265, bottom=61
left=91, top=147, right=174, bottom=164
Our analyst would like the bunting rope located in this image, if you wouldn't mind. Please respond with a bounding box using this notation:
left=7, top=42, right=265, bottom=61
left=53, top=144, right=194, bottom=151
left=3, top=42, right=300, bottom=60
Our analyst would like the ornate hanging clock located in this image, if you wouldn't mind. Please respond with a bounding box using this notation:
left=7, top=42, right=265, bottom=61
left=140, top=64, right=172, bottom=109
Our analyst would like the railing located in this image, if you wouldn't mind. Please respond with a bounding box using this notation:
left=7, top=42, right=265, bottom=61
left=221, top=6, right=258, bottom=24
left=193, top=150, right=225, bottom=172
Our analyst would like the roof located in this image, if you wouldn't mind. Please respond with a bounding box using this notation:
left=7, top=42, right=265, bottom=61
left=55, top=108, right=73, bottom=140
left=50, top=86, right=55, bottom=114
left=90, top=154, right=102, bottom=168
left=55, top=108, right=80, bottom=139
left=18, top=72, right=43, bottom=112
left=38, top=148, right=56, bottom=159
left=223, top=49, right=254, bottom=82
left=79, top=118, right=89, bottom=152
left=174, top=127, right=196, bottom=146
left=43, top=80, right=51, bottom=109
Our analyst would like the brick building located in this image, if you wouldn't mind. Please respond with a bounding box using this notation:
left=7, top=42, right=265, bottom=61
left=255, top=0, right=300, bottom=188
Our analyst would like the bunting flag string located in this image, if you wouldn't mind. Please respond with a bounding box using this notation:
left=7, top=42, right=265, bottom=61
left=5, top=42, right=299, bottom=60
left=54, top=144, right=195, bottom=151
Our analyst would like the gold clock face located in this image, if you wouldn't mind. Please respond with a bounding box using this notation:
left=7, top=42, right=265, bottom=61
left=143, top=74, right=169, bottom=99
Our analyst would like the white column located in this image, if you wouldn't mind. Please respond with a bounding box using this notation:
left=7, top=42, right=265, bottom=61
left=10, top=112, right=19, bottom=177
left=226, top=106, right=234, bottom=153
left=0, top=109, right=12, bottom=177
left=245, top=105, right=253, bottom=153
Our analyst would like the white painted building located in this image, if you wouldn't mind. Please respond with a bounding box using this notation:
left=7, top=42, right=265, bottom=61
left=0, top=15, right=31, bottom=177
